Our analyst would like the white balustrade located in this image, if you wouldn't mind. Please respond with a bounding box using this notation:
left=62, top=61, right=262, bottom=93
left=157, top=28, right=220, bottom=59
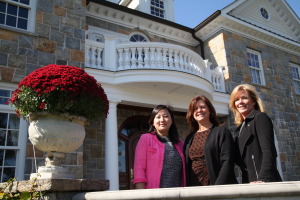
left=85, top=40, right=104, bottom=68
left=85, top=39, right=225, bottom=92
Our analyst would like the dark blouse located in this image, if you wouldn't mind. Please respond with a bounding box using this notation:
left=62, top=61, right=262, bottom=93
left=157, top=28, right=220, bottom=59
left=188, top=129, right=210, bottom=186
left=158, top=135, right=182, bottom=188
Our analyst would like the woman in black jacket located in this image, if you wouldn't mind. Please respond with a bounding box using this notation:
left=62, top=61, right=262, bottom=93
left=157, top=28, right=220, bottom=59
left=229, top=84, right=282, bottom=183
left=184, top=96, right=237, bottom=186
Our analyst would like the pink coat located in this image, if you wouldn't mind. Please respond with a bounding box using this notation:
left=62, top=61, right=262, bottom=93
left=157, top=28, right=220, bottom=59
left=133, top=132, right=186, bottom=188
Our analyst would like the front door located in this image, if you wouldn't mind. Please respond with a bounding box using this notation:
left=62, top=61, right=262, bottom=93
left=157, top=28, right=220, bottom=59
left=118, top=115, right=149, bottom=190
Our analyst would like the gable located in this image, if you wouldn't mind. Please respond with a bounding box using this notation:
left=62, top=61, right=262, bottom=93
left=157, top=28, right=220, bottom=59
left=227, top=0, right=300, bottom=42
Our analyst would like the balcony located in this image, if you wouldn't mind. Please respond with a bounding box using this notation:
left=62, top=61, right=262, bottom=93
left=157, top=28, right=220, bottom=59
left=85, top=39, right=226, bottom=93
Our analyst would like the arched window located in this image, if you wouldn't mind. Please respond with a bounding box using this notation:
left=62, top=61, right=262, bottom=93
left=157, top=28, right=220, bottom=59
left=129, top=34, right=148, bottom=42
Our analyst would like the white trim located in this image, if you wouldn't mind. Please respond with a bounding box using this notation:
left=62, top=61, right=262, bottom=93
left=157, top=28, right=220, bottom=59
left=247, top=48, right=266, bottom=86
left=2, top=0, right=37, bottom=33
left=0, top=84, right=27, bottom=181
left=290, top=63, right=300, bottom=94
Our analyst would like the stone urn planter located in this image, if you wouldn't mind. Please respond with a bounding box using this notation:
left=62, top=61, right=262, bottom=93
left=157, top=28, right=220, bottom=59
left=8, top=64, right=109, bottom=180
left=28, top=112, right=87, bottom=179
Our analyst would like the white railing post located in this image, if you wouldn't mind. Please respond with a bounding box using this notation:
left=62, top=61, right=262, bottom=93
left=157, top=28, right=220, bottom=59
left=117, top=49, right=124, bottom=70
left=137, top=47, right=143, bottom=68
left=150, top=47, right=156, bottom=68
left=104, top=36, right=117, bottom=71
left=156, top=47, right=162, bottom=68
left=162, top=48, right=168, bottom=69
left=124, top=48, right=130, bottom=69
left=144, top=47, right=150, bottom=68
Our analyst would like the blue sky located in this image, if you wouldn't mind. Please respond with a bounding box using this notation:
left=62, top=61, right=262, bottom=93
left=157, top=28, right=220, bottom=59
left=174, top=0, right=300, bottom=28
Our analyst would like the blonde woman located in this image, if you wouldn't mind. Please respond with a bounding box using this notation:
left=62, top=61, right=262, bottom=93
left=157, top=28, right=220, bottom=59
left=229, top=84, right=282, bottom=183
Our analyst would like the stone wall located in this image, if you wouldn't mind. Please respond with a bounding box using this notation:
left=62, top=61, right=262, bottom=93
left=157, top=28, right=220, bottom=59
left=204, top=29, right=300, bottom=181
left=82, top=104, right=189, bottom=180
left=0, top=0, right=87, bottom=179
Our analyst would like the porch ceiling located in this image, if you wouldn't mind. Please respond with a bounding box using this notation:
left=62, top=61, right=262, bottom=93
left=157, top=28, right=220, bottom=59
left=122, top=82, right=213, bottom=99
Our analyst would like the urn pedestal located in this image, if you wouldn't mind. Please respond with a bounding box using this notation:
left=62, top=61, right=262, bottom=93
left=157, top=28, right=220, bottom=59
left=28, top=113, right=87, bottom=179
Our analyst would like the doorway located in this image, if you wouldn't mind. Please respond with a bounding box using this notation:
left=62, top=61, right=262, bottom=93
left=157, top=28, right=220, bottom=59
left=118, top=115, right=149, bottom=190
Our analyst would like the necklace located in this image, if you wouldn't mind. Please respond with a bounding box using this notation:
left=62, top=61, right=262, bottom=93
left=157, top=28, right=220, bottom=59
left=198, top=124, right=213, bottom=132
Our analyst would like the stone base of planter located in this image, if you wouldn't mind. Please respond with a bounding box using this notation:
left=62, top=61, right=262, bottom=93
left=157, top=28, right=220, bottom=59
left=30, top=166, right=74, bottom=179
left=0, top=178, right=109, bottom=193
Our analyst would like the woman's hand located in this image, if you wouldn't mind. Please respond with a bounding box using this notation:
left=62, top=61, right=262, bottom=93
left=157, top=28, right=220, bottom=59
left=135, top=182, right=146, bottom=189
left=250, top=181, right=265, bottom=184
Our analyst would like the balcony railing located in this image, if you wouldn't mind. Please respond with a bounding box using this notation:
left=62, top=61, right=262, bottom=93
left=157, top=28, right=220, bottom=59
left=85, top=39, right=225, bottom=92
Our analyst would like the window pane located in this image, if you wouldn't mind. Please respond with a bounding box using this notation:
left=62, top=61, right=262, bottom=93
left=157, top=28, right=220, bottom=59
left=118, top=139, right=126, bottom=173
left=20, top=0, right=30, bottom=5
left=4, top=150, right=16, bottom=166
left=0, top=2, right=6, bottom=13
left=17, top=17, right=27, bottom=29
left=18, top=7, right=28, bottom=18
left=0, top=113, right=8, bottom=129
left=6, top=15, right=17, bottom=27
left=2, top=167, right=15, bottom=182
left=7, top=130, right=18, bottom=146
left=0, top=130, right=6, bottom=146
left=0, top=150, right=3, bottom=164
left=295, top=81, right=300, bottom=94
left=0, top=90, right=10, bottom=97
left=0, top=98, right=9, bottom=105
left=0, top=13, right=4, bottom=24
left=8, top=114, right=19, bottom=130
left=7, top=4, right=17, bottom=15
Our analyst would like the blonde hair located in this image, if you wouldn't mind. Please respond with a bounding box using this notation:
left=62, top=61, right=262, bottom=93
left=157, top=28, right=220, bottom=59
left=229, top=84, right=265, bottom=126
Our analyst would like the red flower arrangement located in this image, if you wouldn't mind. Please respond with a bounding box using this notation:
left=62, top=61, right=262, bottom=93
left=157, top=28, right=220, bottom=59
left=9, top=64, right=109, bottom=121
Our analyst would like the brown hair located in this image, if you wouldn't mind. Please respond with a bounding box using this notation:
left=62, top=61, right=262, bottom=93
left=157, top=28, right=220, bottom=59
left=229, top=84, right=265, bottom=125
left=186, top=96, right=219, bottom=133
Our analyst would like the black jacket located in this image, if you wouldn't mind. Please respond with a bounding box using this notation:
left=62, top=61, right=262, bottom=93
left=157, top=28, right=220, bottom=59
left=184, top=125, right=238, bottom=185
left=234, top=110, right=282, bottom=183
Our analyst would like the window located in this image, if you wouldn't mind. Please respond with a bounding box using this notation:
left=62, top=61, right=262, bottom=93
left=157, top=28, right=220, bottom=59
left=150, top=0, right=165, bottom=18
left=129, top=34, right=147, bottom=42
left=0, top=0, right=36, bottom=32
left=291, top=64, right=300, bottom=94
left=0, top=87, right=27, bottom=182
left=260, top=7, right=269, bottom=20
left=247, top=49, right=265, bottom=85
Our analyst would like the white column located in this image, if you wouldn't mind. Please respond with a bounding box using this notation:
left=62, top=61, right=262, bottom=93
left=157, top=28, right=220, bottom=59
left=105, top=100, right=119, bottom=190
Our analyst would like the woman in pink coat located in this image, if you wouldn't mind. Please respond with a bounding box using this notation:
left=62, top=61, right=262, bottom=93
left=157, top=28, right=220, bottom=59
left=133, top=105, right=186, bottom=189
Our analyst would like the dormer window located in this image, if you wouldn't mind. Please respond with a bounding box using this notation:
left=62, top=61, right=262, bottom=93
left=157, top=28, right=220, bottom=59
left=150, top=0, right=165, bottom=18
left=260, top=7, right=269, bottom=20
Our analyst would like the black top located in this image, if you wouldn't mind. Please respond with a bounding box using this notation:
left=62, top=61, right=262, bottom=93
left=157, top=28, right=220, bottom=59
left=184, top=126, right=238, bottom=186
left=157, top=135, right=182, bottom=188
left=234, top=110, right=282, bottom=183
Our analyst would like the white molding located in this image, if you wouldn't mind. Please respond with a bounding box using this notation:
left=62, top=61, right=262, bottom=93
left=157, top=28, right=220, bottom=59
left=195, top=16, right=300, bottom=56
left=85, top=68, right=230, bottom=115
left=86, top=2, right=198, bottom=46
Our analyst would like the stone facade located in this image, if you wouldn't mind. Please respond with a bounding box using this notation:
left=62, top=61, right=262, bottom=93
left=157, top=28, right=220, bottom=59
left=1, top=0, right=299, bottom=188
left=0, top=0, right=86, bottom=179
left=204, top=29, right=300, bottom=181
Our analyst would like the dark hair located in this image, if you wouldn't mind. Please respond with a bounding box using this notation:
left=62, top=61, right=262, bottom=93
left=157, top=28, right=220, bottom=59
left=148, top=105, right=180, bottom=144
left=186, top=96, right=219, bottom=133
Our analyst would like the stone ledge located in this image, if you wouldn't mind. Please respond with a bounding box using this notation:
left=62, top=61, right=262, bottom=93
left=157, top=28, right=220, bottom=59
left=0, top=178, right=109, bottom=193
left=73, top=181, right=300, bottom=200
